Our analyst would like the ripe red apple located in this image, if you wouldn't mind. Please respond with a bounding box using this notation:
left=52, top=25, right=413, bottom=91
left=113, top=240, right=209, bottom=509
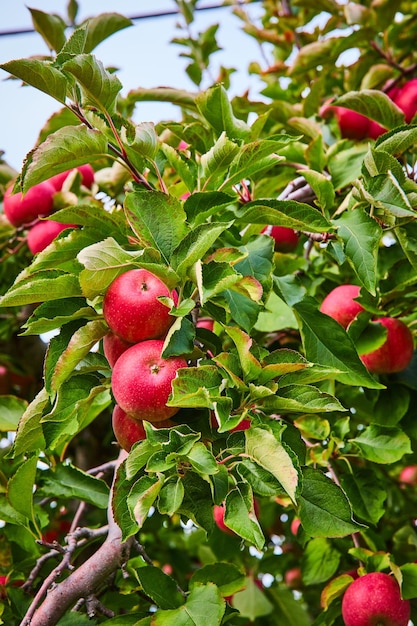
left=320, top=284, right=364, bottom=329
left=27, top=220, right=75, bottom=254
left=399, top=464, right=417, bottom=486
left=261, top=225, right=299, bottom=253
left=322, top=106, right=371, bottom=140
left=103, top=332, right=133, bottom=368
left=111, top=404, right=146, bottom=452
left=213, top=503, right=237, bottom=536
left=48, top=164, right=95, bottom=191
left=290, top=517, right=301, bottom=536
left=360, top=317, right=414, bottom=374
left=3, top=179, right=56, bottom=226
left=111, top=339, right=187, bottom=422
left=103, top=269, right=179, bottom=344
left=196, top=317, right=214, bottom=331
left=393, top=78, right=417, bottom=123
left=284, top=566, right=303, bottom=590
left=341, top=572, right=410, bottom=626
left=112, top=405, right=175, bottom=452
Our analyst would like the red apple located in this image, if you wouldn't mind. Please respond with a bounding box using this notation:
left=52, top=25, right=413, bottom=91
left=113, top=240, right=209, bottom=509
left=261, top=225, right=299, bottom=253
left=27, top=220, right=75, bottom=254
left=393, top=78, right=417, bottom=123
left=285, top=566, right=303, bottom=590
left=213, top=503, right=237, bottom=536
left=0, top=365, right=10, bottom=394
left=334, top=107, right=371, bottom=140
left=111, top=339, right=187, bottom=422
left=320, top=284, right=364, bottom=329
left=112, top=405, right=175, bottom=452
left=290, top=517, right=301, bottom=536
left=368, top=120, right=388, bottom=140
left=399, top=464, right=417, bottom=486
left=341, top=572, right=410, bottom=626
left=360, top=317, right=414, bottom=374
left=103, top=269, right=179, bottom=344
left=3, top=180, right=56, bottom=226
left=103, top=332, right=133, bottom=368
left=48, top=164, right=95, bottom=191
left=196, top=317, right=214, bottom=331
left=111, top=404, right=146, bottom=452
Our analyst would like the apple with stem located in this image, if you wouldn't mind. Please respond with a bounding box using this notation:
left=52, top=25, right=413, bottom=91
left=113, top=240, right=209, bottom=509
left=360, top=317, right=414, bottom=374
left=111, top=339, right=187, bottom=422
left=103, top=269, right=178, bottom=344
left=341, top=572, right=410, bottom=626
left=320, top=284, right=364, bottom=329
left=27, top=220, right=76, bottom=254
left=261, top=225, right=299, bottom=253
left=3, top=179, right=56, bottom=227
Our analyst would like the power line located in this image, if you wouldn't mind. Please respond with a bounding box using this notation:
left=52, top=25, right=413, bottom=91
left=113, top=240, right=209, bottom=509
left=0, top=2, right=258, bottom=38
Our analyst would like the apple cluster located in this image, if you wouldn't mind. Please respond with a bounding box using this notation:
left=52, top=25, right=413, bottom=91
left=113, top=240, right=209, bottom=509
left=3, top=164, right=94, bottom=254
left=102, top=268, right=187, bottom=452
left=320, top=284, right=414, bottom=374
left=322, top=78, right=417, bottom=140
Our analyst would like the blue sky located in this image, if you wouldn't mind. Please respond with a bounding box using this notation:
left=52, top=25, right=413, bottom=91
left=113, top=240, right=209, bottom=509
left=0, top=1, right=265, bottom=171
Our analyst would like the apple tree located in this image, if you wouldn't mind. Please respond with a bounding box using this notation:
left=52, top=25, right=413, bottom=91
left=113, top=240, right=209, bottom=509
left=1, top=1, right=417, bottom=624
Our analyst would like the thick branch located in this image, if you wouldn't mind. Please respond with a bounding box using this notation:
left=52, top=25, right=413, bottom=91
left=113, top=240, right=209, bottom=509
left=23, top=450, right=130, bottom=626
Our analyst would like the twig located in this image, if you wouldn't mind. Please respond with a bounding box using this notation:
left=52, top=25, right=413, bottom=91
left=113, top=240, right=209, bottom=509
left=20, top=451, right=130, bottom=626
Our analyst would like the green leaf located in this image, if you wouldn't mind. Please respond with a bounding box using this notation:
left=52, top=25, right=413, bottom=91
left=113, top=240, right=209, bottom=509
left=224, top=326, right=262, bottom=382
left=187, top=443, right=219, bottom=475
left=224, top=485, right=265, bottom=550
left=334, top=89, right=405, bottom=129
left=190, top=563, right=246, bottom=597
left=400, top=563, right=417, bottom=600
left=29, top=8, right=67, bottom=52
left=260, top=384, right=347, bottom=414
left=231, top=576, right=273, bottom=621
left=11, top=389, right=49, bottom=457
left=135, top=566, right=184, bottom=609
left=124, top=191, right=187, bottom=263
left=171, top=222, right=233, bottom=278
left=263, top=586, right=311, bottom=626
left=125, top=122, right=160, bottom=161
left=298, top=467, right=365, bottom=538
left=39, top=463, right=109, bottom=509
left=302, top=537, right=340, bottom=585
left=62, top=53, right=122, bottom=114
left=292, top=297, right=383, bottom=389
left=22, top=125, right=108, bottom=191
left=219, top=138, right=287, bottom=191
left=0, top=59, right=67, bottom=103
left=334, top=208, right=382, bottom=295
left=195, top=84, right=251, bottom=141
left=48, top=320, right=108, bottom=393
left=7, top=456, right=38, bottom=523
left=22, top=298, right=98, bottom=336
left=0, top=271, right=82, bottom=307
left=158, top=478, right=185, bottom=516
left=83, top=13, right=133, bottom=53
left=339, top=469, right=387, bottom=524
left=301, top=169, right=335, bottom=212
left=199, top=132, right=240, bottom=189
left=0, top=396, right=28, bottom=431
left=351, top=424, right=412, bottom=463
left=77, top=237, right=142, bottom=299
left=245, top=427, right=299, bottom=501
left=128, top=475, right=163, bottom=529
left=152, top=583, right=225, bottom=626
left=376, top=124, right=417, bottom=156
left=236, top=199, right=332, bottom=233
left=367, top=172, right=416, bottom=217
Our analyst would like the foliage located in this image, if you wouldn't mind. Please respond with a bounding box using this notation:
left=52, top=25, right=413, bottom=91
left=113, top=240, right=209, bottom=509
left=1, top=0, right=417, bottom=624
